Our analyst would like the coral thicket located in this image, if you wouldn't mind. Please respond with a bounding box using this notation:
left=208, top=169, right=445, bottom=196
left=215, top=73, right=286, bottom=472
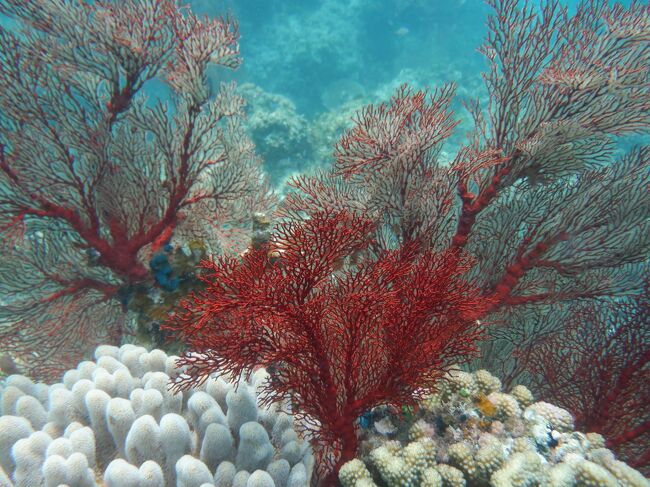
left=167, top=0, right=649, bottom=483
left=166, top=210, right=491, bottom=484
left=0, top=344, right=313, bottom=486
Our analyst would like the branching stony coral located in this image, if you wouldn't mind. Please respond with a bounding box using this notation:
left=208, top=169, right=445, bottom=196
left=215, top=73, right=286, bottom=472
left=0, top=0, right=273, bottom=380
left=340, top=370, right=648, bottom=487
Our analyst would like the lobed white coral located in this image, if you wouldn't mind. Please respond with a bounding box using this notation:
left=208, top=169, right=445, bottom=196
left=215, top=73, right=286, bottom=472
left=510, top=385, right=534, bottom=408
left=486, top=392, right=522, bottom=421
left=491, top=451, right=548, bottom=486
left=474, top=370, right=502, bottom=396
left=0, top=344, right=314, bottom=487
left=524, top=401, right=575, bottom=433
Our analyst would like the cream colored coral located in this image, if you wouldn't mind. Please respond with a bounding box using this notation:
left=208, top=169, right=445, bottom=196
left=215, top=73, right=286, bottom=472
left=369, top=444, right=409, bottom=486
left=511, top=437, right=536, bottom=454
left=475, top=436, right=505, bottom=479
left=352, top=368, right=647, bottom=487
left=524, top=401, right=574, bottom=432
left=409, top=419, right=436, bottom=441
left=435, top=464, right=466, bottom=487
left=574, top=458, right=618, bottom=487
left=366, top=438, right=447, bottom=487
left=447, top=435, right=505, bottom=484
left=474, top=370, right=501, bottom=395
left=380, top=440, right=403, bottom=456
left=588, top=448, right=650, bottom=487
left=368, top=440, right=426, bottom=487
left=339, top=458, right=376, bottom=487
left=585, top=433, right=606, bottom=450
left=421, top=393, right=440, bottom=412
left=355, top=480, right=378, bottom=487
left=487, top=392, right=522, bottom=420
left=420, top=467, right=443, bottom=487
left=403, top=438, right=437, bottom=471
left=432, top=369, right=477, bottom=404
left=552, top=432, right=594, bottom=462
left=491, top=451, right=549, bottom=487
left=510, top=384, right=534, bottom=407
left=448, top=442, right=477, bottom=479
left=548, top=462, right=577, bottom=487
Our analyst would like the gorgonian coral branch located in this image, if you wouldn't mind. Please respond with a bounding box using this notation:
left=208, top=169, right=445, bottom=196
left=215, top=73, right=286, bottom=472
left=0, top=0, right=271, bottom=379
left=166, top=211, right=490, bottom=484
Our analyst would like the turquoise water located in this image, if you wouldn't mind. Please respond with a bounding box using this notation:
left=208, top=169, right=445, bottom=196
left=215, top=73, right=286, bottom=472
left=190, top=0, right=643, bottom=185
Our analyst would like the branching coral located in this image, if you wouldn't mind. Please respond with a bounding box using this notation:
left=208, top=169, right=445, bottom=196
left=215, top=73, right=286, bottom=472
left=341, top=369, right=647, bottom=487
left=166, top=210, right=492, bottom=484
left=0, top=0, right=272, bottom=379
left=165, top=0, right=649, bottom=484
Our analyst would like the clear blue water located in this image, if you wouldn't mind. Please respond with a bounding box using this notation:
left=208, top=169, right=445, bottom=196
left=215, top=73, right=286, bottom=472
left=187, top=0, right=642, bottom=185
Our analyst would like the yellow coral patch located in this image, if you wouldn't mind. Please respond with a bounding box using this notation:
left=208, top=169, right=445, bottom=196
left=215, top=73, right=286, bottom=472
left=475, top=394, right=497, bottom=417
left=188, top=239, right=207, bottom=252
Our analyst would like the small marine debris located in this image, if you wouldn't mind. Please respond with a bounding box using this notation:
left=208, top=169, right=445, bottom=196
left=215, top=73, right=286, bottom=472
left=374, top=416, right=397, bottom=436
left=394, top=26, right=410, bottom=37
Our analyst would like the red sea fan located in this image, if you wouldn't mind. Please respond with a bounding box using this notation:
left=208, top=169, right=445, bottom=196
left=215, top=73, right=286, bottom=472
left=0, top=0, right=270, bottom=379
left=523, top=284, right=650, bottom=473
left=166, top=210, right=491, bottom=485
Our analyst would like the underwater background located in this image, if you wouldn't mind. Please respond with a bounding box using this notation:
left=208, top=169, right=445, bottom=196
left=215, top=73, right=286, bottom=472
left=0, top=0, right=648, bottom=486
left=189, top=0, right=644, bottom=186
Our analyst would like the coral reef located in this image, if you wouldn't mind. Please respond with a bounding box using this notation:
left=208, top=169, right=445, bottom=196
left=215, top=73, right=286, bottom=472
left=242, top=0, right=366, bottom=111
left=274, top=1, right=650, bottom=478
left=238, top=83, right=315, bottom=187
left=0, top=1, right=648, bottom=486
left=340, top=369, right=648, bottom=487
left=1, top=351, right=647, bottom=486
left=0, top=345, right=313, bottom=486
left=520, top=283, right=650, bottom=471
